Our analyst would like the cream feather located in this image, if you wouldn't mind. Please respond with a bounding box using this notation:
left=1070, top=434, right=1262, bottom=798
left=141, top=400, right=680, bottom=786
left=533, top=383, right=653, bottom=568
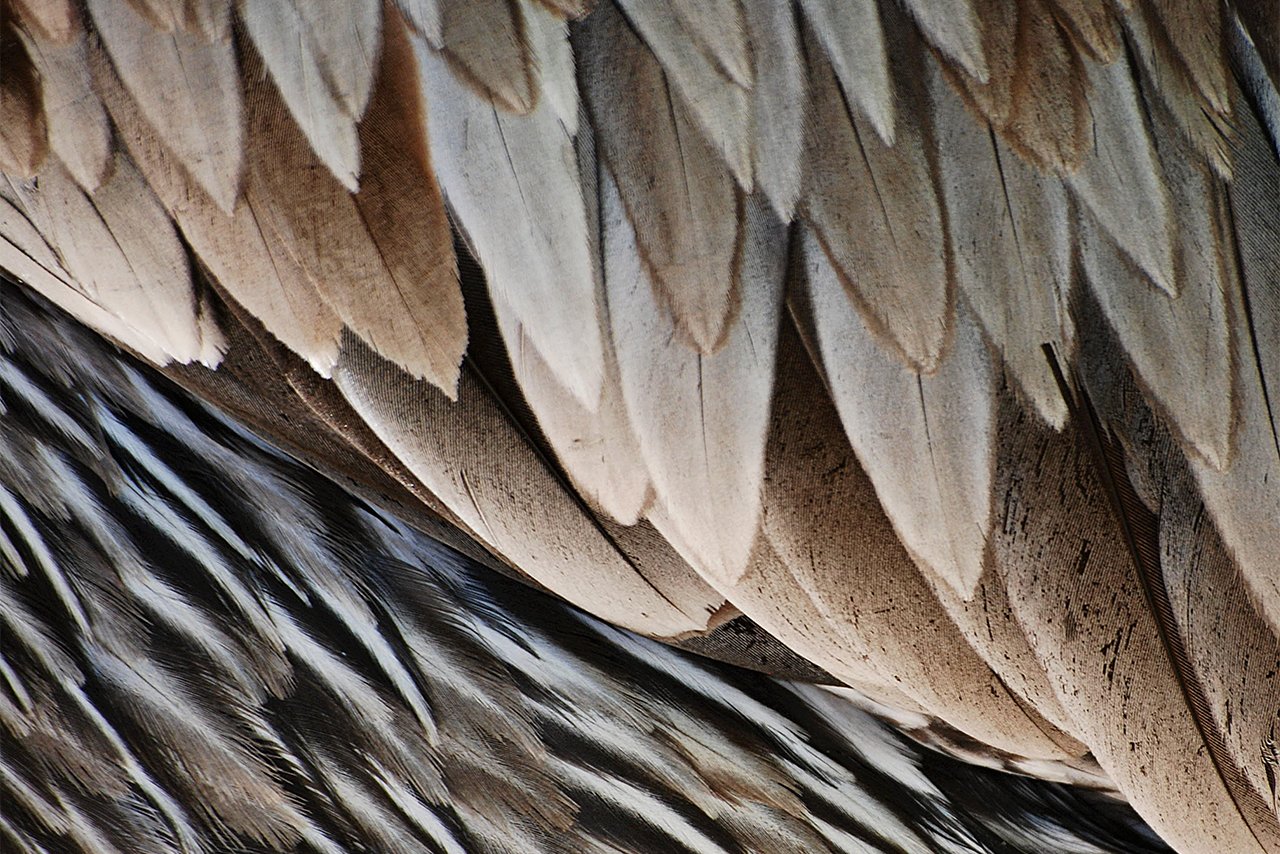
left=804, top=227, right=995, bottom=600
left=522, top=1, right=580, bottom=134
left=291, top=0, right=382, bottom=119
left=741, top=0, right=805, bottom=221
left=797, top=0, right=895, bottom=145
left=415, top=33, right=603, bottom=408
left=606, top=176, right=783, bottom=586
left=900, top=0, right=988, bottom=82
left=86, top=0, right=242, bottom=212
left=437, top=0, right=535, bottom=114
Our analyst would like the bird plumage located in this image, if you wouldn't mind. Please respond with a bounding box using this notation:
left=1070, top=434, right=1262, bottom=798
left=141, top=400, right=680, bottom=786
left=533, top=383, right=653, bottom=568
left=0, top=0, right=1278, bottom=850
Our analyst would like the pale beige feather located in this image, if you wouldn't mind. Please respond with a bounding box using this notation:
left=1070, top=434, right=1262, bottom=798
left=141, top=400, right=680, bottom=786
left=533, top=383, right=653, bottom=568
left=577, top=2, right=740, bottom=356
left=18, top=24, right=111, bottom=192
left=796, top=0, right=895, bottom=145
left=240, top=0, right=361, bottom=191
left=804, top=228, right=994, bottom=600
left=437, top=0, right=535, bottom=114
left=240, top=48, right=464, bottom=394
left=292, top=0, right=382, bottom=119
left=1078, top=145, right=1235, bottom=470
left=614, top=0, right=753, bottom=188
left=1065, top=49, right=1178, bottom=296
left=86, top=0, right=242, bottom=211
left=415, top=31, right=603, bottom=407
left=7, top=157, right=219, bottom=366
left=90, top=45, right=344, bottom=375
left=741, top=0, right=805, bottom=221
left=332, top=340, right=716, bottom=640
left=605, top=179, right=783, bottom=586
left=799, top=20, right=948, bottom=373
left=9, top=0, right=76, bottom=43
left=522, top=1, right=579, bottom=134
left=931, top=55, right=1075, bottom=429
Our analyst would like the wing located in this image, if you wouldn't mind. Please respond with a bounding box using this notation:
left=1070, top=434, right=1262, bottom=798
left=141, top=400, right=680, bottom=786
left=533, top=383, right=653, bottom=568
left=1, top=1, right=1278, bottom=850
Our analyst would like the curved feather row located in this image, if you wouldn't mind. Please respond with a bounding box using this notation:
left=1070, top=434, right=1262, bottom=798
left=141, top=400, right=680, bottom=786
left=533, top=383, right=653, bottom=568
left=1, top=1, right=1278, bottom=850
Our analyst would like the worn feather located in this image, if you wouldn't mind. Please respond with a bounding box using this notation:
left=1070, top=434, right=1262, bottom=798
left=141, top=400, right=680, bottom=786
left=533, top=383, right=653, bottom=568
left=86, top=0, right=242, bottom=212
left=0, top=37, right=47, bottom=178
left=804, top=227, right=994, bottom=600
left=9, top=0, right=76, bottom=43
left=577, top=2, right=741, bottom=356
left=931, top=55, right=1075, bottom=428
left=415, top=33, right=601, bottom=407
left=797, top=0, right=895, bottom=145
left=240, top=0, right=361, bottom=191
left=18, top=24, right=111, bottom=192
left=800, top=19, right=949, bottom=373
left=741, top=0, right=805, bottom=221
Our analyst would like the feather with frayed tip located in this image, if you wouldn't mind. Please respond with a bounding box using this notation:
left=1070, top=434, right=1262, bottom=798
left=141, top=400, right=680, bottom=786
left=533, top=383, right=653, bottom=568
left=239, top=49, right=463, bottom=394
left=8, top=157, right=220, bottom=367
left=331, top=335, right=714, bottom=640
left=1126, top=7, right=1235, bottom=179
left=0, top=195, right=170, bottom=366
left=86, top=0, right=242, bottom=212
left=760, top=320, right=1085, bottom=762
left=416, top=33, right=601, bottom=408
left=797, top=0, right=896, bottom=145
left=803, top=227, right=994, bottom=600
left=799, top=18, right=949, bottom=374
left=240, top=0, right=361, bottom=191
left=91, top=47, right=344, bottom=376
left=930, top=56, right=1075, bottom=428
left=577, top=2, right=741, bottom=356
left=1048, top=0, right=1122, bottom=63
left=1144, top=0, right=1231, bottom=115
left=615, top=0, right=753, bottom=188
left=292, top=0, right=381, bottom=119
left=607, top=181, right=783, bottom=587
left=0, top=35, right=47, bottom=178
left=741, top=0, right=805, bottom=221
left=437, top=0, right=535, bottom=114
left=522, top=1, right=578, bottom=134
left=18, top=24, right=111, bottom=192
left=1065, top=49, right=1177, bottom=296
left=1078, top=129, right=1236, bottom=471
left=901, top=0, right=988, bottom=82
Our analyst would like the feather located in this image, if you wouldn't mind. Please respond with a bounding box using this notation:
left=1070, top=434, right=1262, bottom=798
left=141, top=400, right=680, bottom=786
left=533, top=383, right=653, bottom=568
left=803, top=227, right=995, bottom=600
left=741, top=0, right=805, bottom=221
left=332, top=336, right=716, bottom=639
left=799, top=17, right=949, bottom=373
left=18, top=25, right=111, bottom=192
left=90, top=47, right=344, bottom=375
left=1144, top=0, right=1230, bottom=114
left=394, top=0, right=441, bottom=44
left=437, top=0, right=535, bottom=114
left=6, top=157, right=218, bottom=366
left=1048, top=0, right=1121, bottom=63
left=576, top=2, right=740, bottom=356
left=761, top=321, right=1086, bottom=761
left=240, top=0, right=361, bottom=191
left=931, top=54, right=1075, bottom=428
left=291, top=0, right=382, bottom=119
left=0, top=34, right=47, bottom=178
left=796, top=0, right=895, bottom=145
left=1078, top=132, right=1235, bottom=470
left=1189, top=93, right=1280, bottom=637
left=9, top=0, right=76, bottom=44
left=0, top=194, right=169, bottom=366
left=86, top=0, right=242, bottom=212
left=615, top=0, right=753, bottom=187
left=415, top=32, right=602, bottom=407
left=1065, top=49, right=1177, bottom=296
left=900, top=0, right=988, bottom=82
left=606, top=175, right=783, bottom=585
left=239, top=46, right=463, bottom=395
left=522, top=1, right=578, bottom=134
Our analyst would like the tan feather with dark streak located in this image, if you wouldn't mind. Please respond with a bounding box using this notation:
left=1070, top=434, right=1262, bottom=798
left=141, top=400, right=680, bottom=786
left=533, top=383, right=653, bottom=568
left=437, top=0, right=535, bottom=114
left=18, top=23, right=111, bottom=192
left=578, top=1, right=740, bottom=356
left=799, top=14, right=949, bottom=373
left=86, top=0, right=242, bottom=212
left=0, top=34, right=48, bottom=178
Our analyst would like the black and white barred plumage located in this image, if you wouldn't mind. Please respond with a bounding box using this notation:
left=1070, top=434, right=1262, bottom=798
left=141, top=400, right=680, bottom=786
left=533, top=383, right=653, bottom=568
left=0, top=281, right=1170, bottom=852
